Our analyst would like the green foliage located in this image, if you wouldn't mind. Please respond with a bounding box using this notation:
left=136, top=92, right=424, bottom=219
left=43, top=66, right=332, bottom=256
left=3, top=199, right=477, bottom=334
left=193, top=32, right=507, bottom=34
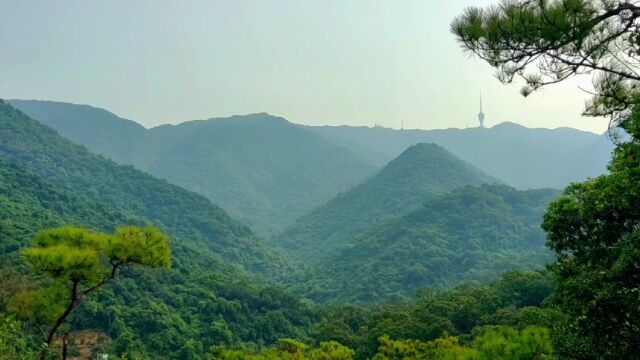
left=7, top=284, right=67, bottom=324
left=276, top=143, right=499, bottom=264
left=0, top=157, right=133, bottom=260
left=12, top=226, right=171, bottom=357
left=210, top=339, right=353, bottom=360
left=308, top=341, right=354, bottom=360
left=371, top=326, right=552, bottom=360
left=372, top=334, right=475, bottom=360
left=0, top=313, right=38, bottom=360
left=451, top=0, right=640, bottom=118
left=291, top=184, right=559, bottom=303
left=313, top=270, right=554, bottom=359
left=452, top=2, right=640, bottom=357
left=23, top=226, right=170, bottom=284
left=209, top=324, right=552, bottom=360
left=541, top=109, right=640, bottom=359
left=471, top=326, right=553, bottom=360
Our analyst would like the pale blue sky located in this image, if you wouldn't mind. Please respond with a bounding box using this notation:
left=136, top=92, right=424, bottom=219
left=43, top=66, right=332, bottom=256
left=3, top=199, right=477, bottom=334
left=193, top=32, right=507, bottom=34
left=0, top=0, right=608, bottom=132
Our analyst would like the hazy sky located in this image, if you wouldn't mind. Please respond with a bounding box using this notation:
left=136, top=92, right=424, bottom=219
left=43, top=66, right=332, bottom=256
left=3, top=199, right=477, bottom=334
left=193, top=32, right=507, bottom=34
left=0, top=0, right=609, bottom=133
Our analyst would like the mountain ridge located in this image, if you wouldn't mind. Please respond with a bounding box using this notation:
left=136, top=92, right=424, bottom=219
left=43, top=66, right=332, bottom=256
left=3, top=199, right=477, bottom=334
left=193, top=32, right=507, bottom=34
left=9, top=100, right=375, bottom=235
left=307, top=122, right=612, bottom=189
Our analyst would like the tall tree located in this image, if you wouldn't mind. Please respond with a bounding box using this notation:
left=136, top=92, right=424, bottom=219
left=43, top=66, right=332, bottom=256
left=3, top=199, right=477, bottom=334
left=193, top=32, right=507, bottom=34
left=542, top=112, right=640, bottom=358
left=452, top=1, right=640, bottom=358
left=9, top=226, right=170, bottom=360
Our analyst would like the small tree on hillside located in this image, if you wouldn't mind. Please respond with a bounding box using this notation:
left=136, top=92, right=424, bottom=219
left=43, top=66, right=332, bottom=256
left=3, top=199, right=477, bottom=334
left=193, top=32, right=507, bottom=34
left=9, top=226, right=171, bottom=360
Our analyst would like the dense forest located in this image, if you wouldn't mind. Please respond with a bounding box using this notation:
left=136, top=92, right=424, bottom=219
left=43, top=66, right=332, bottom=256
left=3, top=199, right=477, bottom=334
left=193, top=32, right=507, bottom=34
left=3, top=0, right=640, bottom=359
left=0, top=101, right=569, bottom=359
left=0, top=100, right=316, bottom=358
left=290, top=184, right=560, bottom=304
left=274, top=143, right=498, bottom=263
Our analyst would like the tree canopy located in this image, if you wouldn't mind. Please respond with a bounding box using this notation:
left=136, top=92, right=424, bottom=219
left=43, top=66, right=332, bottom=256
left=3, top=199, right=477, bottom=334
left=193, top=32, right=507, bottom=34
left=11, top=226, right=170, bottom=359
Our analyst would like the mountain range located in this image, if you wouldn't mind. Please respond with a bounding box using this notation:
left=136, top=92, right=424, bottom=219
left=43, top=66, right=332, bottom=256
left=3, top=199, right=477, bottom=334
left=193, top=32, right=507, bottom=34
left=0, top=97, right=610, bottom=356
left=308, top=122, right=613, bottom=189
left=8, top=100, right=615, bottom=238
left=0, top=99, right=316, bottom=357
left=9, top=100, right=375, bottom=235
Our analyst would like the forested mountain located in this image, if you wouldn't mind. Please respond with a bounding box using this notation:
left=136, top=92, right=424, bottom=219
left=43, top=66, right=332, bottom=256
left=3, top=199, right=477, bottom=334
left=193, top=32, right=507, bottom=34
left=0, top=99, right=321, bottom=357
left=7, top=100, right=148, bottom=165
left=9, top=100, right=375, bottom=235
left=274, top=143, right=499, bottom=263
left=0, top=100, right=291, bottom=277
left=0, top=158, right=134, bottom=257
left=293, top=184, right=560, bottom=304
left=308, top=122, right=613, bottom=189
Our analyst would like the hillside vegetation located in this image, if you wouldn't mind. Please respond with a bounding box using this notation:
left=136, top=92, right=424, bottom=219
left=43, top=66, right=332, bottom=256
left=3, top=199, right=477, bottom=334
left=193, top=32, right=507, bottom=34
left=293, top=184, right=560, bottom=303
left=10, top=100, right=375, bottom=235
left=274, top=143, right=499, bottom=263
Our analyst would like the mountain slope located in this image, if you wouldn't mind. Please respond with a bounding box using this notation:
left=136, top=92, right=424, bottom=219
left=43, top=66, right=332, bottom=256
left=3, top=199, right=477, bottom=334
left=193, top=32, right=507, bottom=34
left=144, top=114, right=375, bottom=234
left=295, top=184, right=561, bottom=304
left=308, top=123, right=614, bottom=189
left=0, top=154, right=317, bottom=358
left=0, top=99, right=321, bottom=357
left=274, top=143, right=499, bottom=262
left=0, top=99, right=289, bottom=277
left=0, top=158, right=134, bottom=257
left=9, top=100, right=375, bottom=235
left=8, top=99, right=149, bottom=165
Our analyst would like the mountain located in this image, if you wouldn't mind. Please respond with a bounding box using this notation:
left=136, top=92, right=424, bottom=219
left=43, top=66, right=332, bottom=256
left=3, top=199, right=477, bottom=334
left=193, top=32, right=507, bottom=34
left=307, top=122, right=614, bottom=189
left=274, top=143, right=500, bottom=263
left=0, top=99, right=290, bottom=278
left=0, top=99, right=320, bottom=357
left=294, top=184, right=561, bottom=304
left=9, top=100, right=375, bottom=235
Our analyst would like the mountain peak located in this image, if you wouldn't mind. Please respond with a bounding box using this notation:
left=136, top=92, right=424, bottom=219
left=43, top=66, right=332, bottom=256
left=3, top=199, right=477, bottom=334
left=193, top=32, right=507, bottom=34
left=275, top=142, right=499, bottom=262
left=395, top=143, right=451, bottom=160
left=375, top=142, right=499, bottom=187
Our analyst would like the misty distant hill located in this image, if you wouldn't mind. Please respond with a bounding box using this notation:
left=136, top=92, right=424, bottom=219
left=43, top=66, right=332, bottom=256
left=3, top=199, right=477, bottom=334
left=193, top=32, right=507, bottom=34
left=274, top=143, right=500, bottom=263
left=8, top=100, right=149, bottom=165
left=9, top=100, right=375, bottom=235
left=307, top=122, right=613, bottom=189
left=0, top=100, right=319, bottom=356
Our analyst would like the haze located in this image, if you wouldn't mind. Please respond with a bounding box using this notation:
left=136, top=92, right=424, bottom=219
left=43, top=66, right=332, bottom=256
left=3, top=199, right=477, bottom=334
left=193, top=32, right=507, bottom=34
left=1, top=0, right=608, bottom=133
